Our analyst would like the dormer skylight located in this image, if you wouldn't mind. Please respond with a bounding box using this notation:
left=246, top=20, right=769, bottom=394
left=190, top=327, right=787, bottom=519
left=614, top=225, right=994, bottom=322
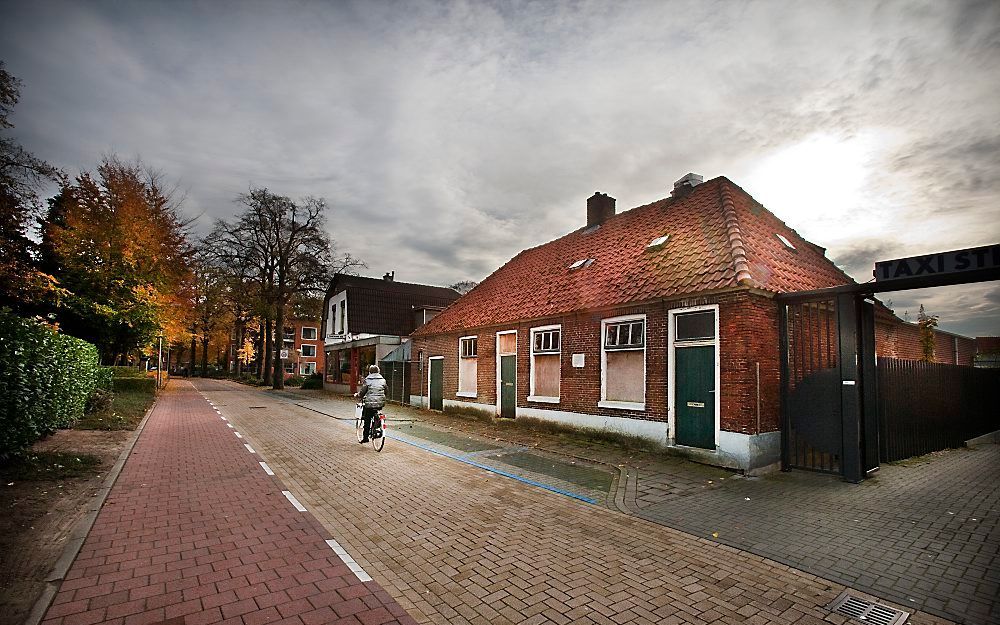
left=569, top=258, right=595, bottom=270
left=775, top=233, right=796, bottom=250
left=647, top=234, right=670, bottom=249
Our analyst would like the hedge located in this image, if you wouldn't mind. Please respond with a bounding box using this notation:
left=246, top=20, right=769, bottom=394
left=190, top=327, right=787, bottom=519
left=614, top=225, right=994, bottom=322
left=111, top=377, right=157, bottom=394
left=0, top=309, right=102, bottom=460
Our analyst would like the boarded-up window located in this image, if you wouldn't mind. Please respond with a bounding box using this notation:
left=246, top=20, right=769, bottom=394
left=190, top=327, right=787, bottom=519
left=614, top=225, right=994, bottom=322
left=531, top=327, right=561, bottom=399
left=498, top=332, right=516, bottom=355
left=603, top=318, right=645, bottom=404
left=533, top=354, right=560, bottom=397
left=605, top=350, right=644, bottom=402
left=459, top=336, right=478, bottom=395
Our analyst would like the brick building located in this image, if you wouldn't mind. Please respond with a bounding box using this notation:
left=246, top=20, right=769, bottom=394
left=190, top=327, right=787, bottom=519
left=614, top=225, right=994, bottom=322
left=321, top=273, right=461, bottom=394
left=280, top=317, right=325, bottom=379
left=409, top=173, right=974, bottom=473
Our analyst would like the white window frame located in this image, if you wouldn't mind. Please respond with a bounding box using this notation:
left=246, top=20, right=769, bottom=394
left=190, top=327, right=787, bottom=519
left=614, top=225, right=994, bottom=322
left=495, top=330, right=517, bottom=417
left=599, top=313, right=646, bottom=410
left=301, top=326, right=317, bottom=340
left=667, top=304, right=721, bottom=448
left=528, top=324, right=561, bottom=403
left=300, top=344, right=317, bottom=358
left=284, top=362, right=295, bottom=374
left=457, top=335, right=478, bottom=398
left=300, top=362, right=316, bottom=375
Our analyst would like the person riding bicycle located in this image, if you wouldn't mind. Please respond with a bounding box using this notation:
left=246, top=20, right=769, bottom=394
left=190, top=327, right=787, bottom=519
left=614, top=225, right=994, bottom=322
left=354, top=365, right=387, bottom=443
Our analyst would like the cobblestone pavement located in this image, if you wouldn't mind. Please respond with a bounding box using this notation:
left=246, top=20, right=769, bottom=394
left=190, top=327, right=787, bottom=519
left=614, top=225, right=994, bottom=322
left=41, top=381, right=415, bottom=625
left=195, top=380, right=955, bottom=625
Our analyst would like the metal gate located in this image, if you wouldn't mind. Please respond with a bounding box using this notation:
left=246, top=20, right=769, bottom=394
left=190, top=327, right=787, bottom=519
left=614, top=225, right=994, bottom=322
left=780, top=297, right=843, bottom=474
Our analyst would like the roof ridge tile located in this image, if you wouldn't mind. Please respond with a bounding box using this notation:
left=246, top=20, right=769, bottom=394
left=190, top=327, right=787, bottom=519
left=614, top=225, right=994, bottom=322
left=719, top=182, right=755, bottom=286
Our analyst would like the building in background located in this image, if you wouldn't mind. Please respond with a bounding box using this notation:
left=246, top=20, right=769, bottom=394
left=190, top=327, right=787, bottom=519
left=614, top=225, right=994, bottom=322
left=321, top=273, right=461, bottom=394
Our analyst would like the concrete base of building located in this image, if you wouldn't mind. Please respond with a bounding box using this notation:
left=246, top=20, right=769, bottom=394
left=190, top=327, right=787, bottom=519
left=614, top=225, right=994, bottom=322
left=413, top=395, right=782, bottom=474
left=666, top=430, right=782, bottom=474
left=966, top=429, right=1000, bottom=447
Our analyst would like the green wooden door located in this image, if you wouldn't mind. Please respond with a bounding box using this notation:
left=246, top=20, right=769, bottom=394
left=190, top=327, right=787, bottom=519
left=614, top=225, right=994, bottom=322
left=430, top=358, right=443, bottom=411
left=500, top=354, right=516, bottom=419
left=675, top=346, right=715, bottom=449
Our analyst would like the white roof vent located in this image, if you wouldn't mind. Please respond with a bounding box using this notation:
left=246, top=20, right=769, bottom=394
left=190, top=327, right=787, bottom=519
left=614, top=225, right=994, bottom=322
left=671, top=173, right=704, bottom=197
left=775, top=233, right=796, bottom=250
left=647, top=234, right=670, bottom=249
left=569, top=258, right=595, bottom=270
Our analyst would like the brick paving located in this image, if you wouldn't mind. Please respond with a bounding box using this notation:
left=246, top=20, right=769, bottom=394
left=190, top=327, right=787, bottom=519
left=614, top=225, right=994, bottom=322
left=196, top=380, right=955, bottom=625
left=272, top=387, right=1000, bottom=624
left=41, top=380, right=415, bottom=625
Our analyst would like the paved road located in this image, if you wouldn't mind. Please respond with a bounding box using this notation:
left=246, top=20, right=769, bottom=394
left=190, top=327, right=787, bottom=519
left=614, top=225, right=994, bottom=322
left=195, top=379, right=954, bottom=625
left=41, top=381, right=415, bottom=625
left=264, top=386, right=1000, bottom=625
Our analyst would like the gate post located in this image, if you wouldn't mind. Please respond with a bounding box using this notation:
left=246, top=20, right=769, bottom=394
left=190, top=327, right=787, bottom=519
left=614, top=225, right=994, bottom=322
left=837, top=293, right=863, bottom=483
left=859, top=299, right=880, bottom=474
left=778, top=301, right=791, bottom=471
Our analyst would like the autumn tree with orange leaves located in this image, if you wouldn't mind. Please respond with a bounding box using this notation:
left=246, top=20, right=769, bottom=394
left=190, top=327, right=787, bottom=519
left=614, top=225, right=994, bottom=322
left=41, top=156, right=193, bottom=364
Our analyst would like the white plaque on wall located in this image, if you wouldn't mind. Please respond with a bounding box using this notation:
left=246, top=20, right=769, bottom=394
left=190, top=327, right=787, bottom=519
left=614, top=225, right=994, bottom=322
left=572, top=353, right=585, bottom=368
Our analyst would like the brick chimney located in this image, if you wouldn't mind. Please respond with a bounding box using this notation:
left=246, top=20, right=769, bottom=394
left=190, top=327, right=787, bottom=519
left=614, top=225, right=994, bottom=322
left=671, top=173, right=704, bottom=198
left=587, top=192, right=616, bottom=228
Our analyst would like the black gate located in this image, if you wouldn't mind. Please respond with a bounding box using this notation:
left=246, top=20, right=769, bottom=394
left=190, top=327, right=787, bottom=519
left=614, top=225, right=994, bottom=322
left=379, top=360, right=411, bottom=405
left=780, top=297, right=843, bottom=474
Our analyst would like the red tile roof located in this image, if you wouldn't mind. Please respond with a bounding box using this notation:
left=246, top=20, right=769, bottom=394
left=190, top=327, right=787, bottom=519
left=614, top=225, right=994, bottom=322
left=415, top=176, right=855, bottom=335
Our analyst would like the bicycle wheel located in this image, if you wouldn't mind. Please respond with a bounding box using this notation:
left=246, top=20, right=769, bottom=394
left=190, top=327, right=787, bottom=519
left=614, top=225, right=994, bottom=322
left=372, top=413, right=385, bottom=452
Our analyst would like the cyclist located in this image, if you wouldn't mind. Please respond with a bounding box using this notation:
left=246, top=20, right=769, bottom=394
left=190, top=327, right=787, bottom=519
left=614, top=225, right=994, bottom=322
left=354, top=364, right=387, bottom=443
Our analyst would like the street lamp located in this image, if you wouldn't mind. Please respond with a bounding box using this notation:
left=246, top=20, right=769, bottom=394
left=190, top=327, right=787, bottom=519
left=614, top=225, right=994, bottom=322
left=156, top=334, right=164, bottom=390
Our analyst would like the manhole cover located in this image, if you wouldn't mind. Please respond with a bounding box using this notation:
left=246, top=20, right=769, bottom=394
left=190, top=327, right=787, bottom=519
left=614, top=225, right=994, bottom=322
left=828, top=591, right=909, bottom=625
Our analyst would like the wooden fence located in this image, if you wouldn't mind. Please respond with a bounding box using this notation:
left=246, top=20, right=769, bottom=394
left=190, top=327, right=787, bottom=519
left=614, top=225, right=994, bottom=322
left=877, top=357, right=999, bottom=462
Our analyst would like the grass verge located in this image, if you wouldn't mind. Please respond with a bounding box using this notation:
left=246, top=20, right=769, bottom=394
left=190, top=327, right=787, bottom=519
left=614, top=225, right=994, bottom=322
left=0, top=451, right=102, bottom=481
left=75, top=388, right=155, bottom=431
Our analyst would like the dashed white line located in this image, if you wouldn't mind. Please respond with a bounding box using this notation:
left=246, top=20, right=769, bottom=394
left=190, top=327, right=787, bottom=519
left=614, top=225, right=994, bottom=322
left=259, top=461, right=274, bottom=475
left=227, top=423, right=234, bottom=429
left=244, top=443, right=256, bottom=454
left=282, top=490, right=307, bottom=512
left=235, top=432, right=243, bottom=438
left=325, top=539, right=372, bottom=582
left=220, top=416, right=228, bottom=421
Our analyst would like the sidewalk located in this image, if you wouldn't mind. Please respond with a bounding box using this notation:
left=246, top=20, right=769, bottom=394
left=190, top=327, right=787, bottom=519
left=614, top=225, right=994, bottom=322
left=40, top=381, right=415, bottom=625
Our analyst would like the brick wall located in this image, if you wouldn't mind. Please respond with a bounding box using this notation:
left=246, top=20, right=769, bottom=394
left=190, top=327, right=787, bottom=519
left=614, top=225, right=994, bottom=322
left=875, top=312, right=974, bottom=365
left=410, top=289, right=782, bottom=435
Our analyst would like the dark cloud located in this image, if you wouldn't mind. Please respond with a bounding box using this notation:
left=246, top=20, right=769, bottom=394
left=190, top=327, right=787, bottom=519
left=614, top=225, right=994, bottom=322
left=0, top=0, right=997, bottom=335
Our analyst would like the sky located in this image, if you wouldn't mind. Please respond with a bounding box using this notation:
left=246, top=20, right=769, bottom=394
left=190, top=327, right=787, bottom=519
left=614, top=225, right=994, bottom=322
left=2, top=0, right=998, bottom=336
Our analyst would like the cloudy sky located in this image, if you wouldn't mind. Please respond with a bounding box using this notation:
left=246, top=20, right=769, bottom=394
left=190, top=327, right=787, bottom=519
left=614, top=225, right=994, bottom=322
left=2, top=0, right=998, bottom=336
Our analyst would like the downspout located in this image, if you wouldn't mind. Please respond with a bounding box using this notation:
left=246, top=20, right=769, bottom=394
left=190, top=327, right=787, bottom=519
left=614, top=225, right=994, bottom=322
left=755, top=361, right=761, bottom=434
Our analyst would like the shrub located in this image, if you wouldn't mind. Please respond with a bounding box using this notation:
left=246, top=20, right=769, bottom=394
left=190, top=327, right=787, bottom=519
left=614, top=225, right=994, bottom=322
left=285, top=376, right=304, bottom=387
left=111, top=377, right=156, bottom=394
left=107, top=366, right=144, bottom=378
left=0, top=309, right=102, bottom=460
left=301, top=373, right=323, bottom=390
left=85, top=388, right=114, bottom=414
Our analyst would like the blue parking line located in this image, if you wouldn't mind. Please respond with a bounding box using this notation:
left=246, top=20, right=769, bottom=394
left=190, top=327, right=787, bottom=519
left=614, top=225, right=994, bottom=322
left=386, top=433, right=599, bottom=506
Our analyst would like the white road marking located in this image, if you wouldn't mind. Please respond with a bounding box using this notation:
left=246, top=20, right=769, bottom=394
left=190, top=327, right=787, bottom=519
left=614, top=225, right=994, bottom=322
left=227, top=423, right=234, bottom=428
left=259, top=461, right=274, bottom=475
left=221, top=416, right=228, bottom=421
left=244, top=444, right=256, bottom=454
left=235, top=432, right=243, bottom=438
left=325, top=539, right=372, bottom=582
left=282, top=490, right=307, bottom=512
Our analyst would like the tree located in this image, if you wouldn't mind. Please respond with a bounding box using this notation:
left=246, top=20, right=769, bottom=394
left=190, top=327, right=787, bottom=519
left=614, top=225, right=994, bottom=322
left=0, top=61, right=63, bottom=311
left=190, top=250, right=229, bottom=376
left=41, top=156, right=192, bottom=363
left=917, top=304, right=938, bottom=363
left=449, top=280, right=478, bottom=295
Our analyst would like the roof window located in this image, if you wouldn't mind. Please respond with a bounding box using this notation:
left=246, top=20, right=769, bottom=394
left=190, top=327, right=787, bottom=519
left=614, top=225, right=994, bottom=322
left=647, top=234, right=670, bottom=249
left=569, top=258, right=595, bottom=270
left=775, top=233, right=796, bottom=250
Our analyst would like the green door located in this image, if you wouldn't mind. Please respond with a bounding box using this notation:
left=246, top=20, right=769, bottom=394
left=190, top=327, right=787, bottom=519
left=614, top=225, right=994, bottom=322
left=675, top=346, right=715, bottom=449
left=430, top=358, right=443, bottom=411
left=500, top=354, right=516, bottom=419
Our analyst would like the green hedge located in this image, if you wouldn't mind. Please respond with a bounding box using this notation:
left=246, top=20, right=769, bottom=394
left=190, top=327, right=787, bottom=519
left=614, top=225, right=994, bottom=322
left=107, top=366, right=145, bottom=378
left=111, top=377, right=156, bottom=394
left=0, top=310, right=102, bottom=460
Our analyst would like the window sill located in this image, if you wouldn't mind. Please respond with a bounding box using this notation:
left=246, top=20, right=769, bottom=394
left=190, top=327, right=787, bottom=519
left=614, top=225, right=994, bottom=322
left=527, top=395, right=560, bottom=404
left=456, top=392, right=477, bottom=398
left=598, top=400, right=646, bottom=411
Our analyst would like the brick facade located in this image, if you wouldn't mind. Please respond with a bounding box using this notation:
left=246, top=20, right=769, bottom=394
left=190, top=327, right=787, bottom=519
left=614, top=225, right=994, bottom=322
left=874, top=312, right=975, bottom=365
left=410, top=289, right=782, bottom=437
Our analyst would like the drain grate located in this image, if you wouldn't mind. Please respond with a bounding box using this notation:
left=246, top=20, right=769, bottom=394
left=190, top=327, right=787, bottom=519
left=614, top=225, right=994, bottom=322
left=828, top=591, right=909, bottom=625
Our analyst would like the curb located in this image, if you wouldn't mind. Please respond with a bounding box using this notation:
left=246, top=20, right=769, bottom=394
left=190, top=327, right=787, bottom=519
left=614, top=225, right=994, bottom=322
left=23, top=392, right=160, bottom=625
left=965, top=429, right=1000, bottom=447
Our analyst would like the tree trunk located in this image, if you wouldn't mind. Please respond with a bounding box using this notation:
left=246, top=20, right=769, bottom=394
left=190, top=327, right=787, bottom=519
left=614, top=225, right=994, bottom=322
left=262, top=317, right=272, bottom=383
left=235, top=321, right=244, bottom=377
left=201, top=336, right=210, bottom=377
left=189, top=328, right=197, bottom=377
left=272, top=302, right=285, bottom=390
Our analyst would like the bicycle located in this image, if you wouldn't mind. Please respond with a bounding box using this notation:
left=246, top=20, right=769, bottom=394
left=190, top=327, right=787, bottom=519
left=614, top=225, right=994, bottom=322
left=355, top=403, right=386, bottom=452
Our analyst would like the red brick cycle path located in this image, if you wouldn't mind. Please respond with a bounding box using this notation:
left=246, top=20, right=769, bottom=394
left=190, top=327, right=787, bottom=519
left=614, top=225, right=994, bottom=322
left=40, top=381, right=415, bottom=625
